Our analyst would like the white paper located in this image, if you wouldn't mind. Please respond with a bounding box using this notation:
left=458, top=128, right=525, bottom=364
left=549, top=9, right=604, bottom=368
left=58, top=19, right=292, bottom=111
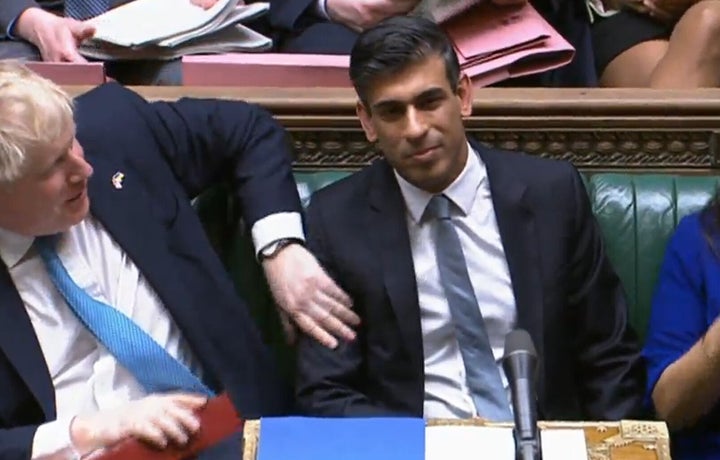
left=158, top=2, right=269, bottom=47
left=89, top=0, right=236, bottom=47
left=541, top=429, right=588, bottom=460
left=425, top=425, right=515, bottom=460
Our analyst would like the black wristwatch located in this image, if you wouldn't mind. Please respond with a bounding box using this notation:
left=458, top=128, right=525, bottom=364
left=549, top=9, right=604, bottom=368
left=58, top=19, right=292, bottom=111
left=259, top=238, right=304, bottom=261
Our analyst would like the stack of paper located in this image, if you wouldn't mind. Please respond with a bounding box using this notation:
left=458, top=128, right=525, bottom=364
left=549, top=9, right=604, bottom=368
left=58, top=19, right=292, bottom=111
left=79, top=0, right=272, bottom=61
left=443, top=2, right=575, bottom=87
left=411, top=0, right=575, bottom=87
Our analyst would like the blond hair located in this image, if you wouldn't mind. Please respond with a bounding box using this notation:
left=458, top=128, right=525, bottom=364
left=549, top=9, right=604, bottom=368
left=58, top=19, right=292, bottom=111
left=0, top=62, right=75, bottom=182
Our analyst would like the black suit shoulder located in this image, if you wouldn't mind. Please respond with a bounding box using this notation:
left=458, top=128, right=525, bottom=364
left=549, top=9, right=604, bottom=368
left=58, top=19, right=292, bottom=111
left=483, top=147, right=581, bottom=189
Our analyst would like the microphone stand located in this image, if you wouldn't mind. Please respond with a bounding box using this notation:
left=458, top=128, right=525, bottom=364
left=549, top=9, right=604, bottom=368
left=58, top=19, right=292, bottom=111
left=514, top=429, right=541, bottom=460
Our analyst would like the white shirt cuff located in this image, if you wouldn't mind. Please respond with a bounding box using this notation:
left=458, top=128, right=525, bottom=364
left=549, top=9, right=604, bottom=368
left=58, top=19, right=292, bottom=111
left=251, top=212, right=305, bottom=256
left=314, top=0, right=329, bottom=19
left=32, top=417, right=80, bottom=460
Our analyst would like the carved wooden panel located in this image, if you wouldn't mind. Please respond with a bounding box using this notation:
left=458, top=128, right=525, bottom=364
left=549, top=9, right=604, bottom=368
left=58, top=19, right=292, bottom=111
left=64, top=86, right=720, bottom=171
left=288, top=129, right=719, bottom=170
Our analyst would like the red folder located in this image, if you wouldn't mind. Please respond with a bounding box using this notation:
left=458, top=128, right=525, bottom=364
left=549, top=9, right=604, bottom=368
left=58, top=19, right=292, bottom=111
left=88, top=393, right=243, bottom=460
left=24, top=62, right=107, bottom=85
left=443, top=2, right=575, bottom=87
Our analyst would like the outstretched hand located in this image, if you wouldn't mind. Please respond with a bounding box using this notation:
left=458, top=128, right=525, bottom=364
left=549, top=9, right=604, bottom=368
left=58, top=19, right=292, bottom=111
left=263, top=243, right=360, bottom=349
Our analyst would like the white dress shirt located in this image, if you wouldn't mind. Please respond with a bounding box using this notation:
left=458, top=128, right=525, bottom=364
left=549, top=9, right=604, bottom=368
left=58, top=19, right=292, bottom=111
left=0, top=211, right=303, bottom=460
left=394, top=144, right=517, bottom=419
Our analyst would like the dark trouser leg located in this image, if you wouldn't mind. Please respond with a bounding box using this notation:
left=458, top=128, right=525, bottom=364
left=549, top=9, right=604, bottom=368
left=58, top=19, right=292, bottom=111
left=105, top=59, right=182, bottom=85
left=276, top=21, right=358, bottom=54
left=0, top=38, right=42, bottom=61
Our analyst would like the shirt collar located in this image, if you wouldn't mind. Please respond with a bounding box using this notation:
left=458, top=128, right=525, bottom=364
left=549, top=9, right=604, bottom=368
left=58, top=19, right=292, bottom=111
left=394, top=142, right=487, bottom=224
left=0, top=226, right=35, bottom=268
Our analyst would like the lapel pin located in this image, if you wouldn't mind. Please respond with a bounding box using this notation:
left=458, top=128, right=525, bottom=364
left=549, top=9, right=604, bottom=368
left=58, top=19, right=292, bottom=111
left=112, top=172, right=125, bottom=190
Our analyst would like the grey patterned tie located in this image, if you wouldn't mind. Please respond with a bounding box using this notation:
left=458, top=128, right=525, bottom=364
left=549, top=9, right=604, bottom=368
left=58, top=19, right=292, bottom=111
left=425, top=194, right=512, bottom=421
left=65, top=0, right=111, bottom=20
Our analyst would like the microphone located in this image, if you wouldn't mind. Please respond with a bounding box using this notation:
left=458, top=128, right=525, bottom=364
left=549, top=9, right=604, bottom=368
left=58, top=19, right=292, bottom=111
left=502, top=329, right=541, bottom=460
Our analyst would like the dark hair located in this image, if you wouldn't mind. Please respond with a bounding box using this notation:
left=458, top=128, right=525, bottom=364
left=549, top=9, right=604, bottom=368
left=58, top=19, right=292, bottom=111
left=349, top=15, right=461, bottom=107
left=701, top=189, right=720, bottom=257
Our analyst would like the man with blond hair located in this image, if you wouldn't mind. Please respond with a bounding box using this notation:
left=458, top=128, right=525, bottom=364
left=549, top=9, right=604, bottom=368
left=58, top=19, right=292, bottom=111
left=0, top=63, right=359, bottom=459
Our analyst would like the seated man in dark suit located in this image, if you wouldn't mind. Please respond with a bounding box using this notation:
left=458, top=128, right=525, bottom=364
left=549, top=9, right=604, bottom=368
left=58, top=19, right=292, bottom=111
left=0, top=62, right=358, bottom=459
left=269, top=0, right=413, bottom=54
left=296, top=16, right=644, bottom=421
left=0, top=0, right=220, bottom=84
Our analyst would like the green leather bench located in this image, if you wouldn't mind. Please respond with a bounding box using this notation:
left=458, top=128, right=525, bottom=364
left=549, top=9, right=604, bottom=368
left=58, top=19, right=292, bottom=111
left=195, top=172, right=720, bottom=378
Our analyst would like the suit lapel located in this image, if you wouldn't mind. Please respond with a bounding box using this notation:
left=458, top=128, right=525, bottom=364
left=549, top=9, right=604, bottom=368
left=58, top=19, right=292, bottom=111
left=87, top=157, right=205, bottom=359
left=0, top=268, right=55, bottom=420
left=89, top=160, right=172, bottom=298
left=367, top=162, right=424, bottom=370
left=475, top=143, right=547, bottom=404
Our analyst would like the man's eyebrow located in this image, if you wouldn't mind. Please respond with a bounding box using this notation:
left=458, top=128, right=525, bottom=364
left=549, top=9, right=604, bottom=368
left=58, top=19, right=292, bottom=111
left=372, top=99, right=404, bottom=112
left=416, top=87, right=446, bottom=100
left=371, top=87, right=447, bottom=112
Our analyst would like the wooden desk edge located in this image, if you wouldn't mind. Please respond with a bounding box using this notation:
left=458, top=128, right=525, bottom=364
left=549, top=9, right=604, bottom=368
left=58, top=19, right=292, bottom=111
left=242, top=419, right=670, bottom=460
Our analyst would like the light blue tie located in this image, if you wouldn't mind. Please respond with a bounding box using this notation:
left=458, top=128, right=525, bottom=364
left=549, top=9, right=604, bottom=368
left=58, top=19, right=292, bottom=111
left=425, top=195, right=512, bottom=421
left=65, top=0, right=112, bottom=20
left=36, top=235, right=214, bottom=397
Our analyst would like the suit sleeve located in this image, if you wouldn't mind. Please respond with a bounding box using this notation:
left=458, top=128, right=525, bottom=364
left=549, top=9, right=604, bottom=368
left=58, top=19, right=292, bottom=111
left=295, top=196, right=398, bottom=416
left=0, top=425, right=39, bottom=460
left=643, top=216, right=708, bottom=408
left=565, top=165, right=646, bottom=420
left=0, top=0, right=39, bottom=35
left=127, top=88, right=303, bottom=230
left=268, top=0, right=317, bottom=31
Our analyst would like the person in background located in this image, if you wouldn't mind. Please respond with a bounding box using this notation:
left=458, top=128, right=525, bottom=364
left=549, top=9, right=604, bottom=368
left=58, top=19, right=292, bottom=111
left=644, top=192, right=720, bottom=459
left=592, top=0, right=720, bottom=87
left=295, top=16, right=644, bottom=421
left=0, top=0, right=218, bottom=84
left=0, top=62, right=358, bottom=459
left=268, top=0, right=598, bottom=86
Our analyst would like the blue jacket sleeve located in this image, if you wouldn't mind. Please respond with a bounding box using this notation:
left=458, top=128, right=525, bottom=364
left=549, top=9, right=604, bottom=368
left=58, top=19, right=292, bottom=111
left=643, top=214, right=709, bottom=407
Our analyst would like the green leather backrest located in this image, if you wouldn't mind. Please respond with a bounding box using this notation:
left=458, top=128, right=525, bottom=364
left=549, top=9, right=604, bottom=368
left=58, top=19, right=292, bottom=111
left=195, top=172, right=720, bottom=360
left=586, top=174, right=720, bottom=340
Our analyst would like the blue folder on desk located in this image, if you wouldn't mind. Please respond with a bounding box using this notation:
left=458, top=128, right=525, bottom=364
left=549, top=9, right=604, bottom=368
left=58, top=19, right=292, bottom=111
left=257, top=416, right=425, bottom=460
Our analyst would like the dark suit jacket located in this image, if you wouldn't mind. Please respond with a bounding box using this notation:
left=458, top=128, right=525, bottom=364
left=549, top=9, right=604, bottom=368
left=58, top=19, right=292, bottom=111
left=1, top=0, right=53, bottom=33
left=267, top=0, right=359, bottom=54
left=0, top=83, right=298, bottom=459
left=0, top=0, right=131, bottom=34
left=296, top=142, right=644, bottom=420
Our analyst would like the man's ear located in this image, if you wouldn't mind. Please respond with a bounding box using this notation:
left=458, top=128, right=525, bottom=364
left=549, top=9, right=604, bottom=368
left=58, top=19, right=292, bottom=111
left=456, top=73, right=473, bottom=117
left=356, top=101, right=378, bottom=143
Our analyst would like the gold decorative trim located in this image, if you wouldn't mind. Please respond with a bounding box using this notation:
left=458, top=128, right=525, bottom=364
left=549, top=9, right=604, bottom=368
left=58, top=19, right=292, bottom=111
left=289, top=130, right=718, bottom=170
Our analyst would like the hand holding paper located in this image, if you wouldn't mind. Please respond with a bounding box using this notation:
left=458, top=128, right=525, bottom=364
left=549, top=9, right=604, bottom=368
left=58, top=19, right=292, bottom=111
left=190, top=0, right=221, bottom=9
left=326, top=0, right=421, bottom=31
left=14, top=8, right=94, bottom=62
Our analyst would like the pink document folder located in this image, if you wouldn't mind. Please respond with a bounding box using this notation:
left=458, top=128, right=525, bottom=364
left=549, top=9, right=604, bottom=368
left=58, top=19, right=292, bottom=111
left=25, top=62, right=106, bottom=85
left=443, top=2, right=575, bottom=87
left=182, top=53, right=351, bottom=87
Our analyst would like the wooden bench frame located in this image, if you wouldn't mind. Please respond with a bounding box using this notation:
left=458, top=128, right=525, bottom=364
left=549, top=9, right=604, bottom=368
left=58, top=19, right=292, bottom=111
left=66, top=86, right=720, bottom=172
